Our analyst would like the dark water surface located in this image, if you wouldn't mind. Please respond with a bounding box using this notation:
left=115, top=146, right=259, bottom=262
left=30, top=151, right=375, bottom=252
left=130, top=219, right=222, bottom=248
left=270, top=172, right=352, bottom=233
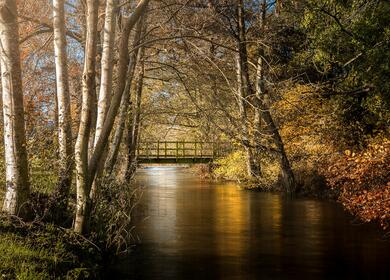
left=108, top=166, right=390, bottom=279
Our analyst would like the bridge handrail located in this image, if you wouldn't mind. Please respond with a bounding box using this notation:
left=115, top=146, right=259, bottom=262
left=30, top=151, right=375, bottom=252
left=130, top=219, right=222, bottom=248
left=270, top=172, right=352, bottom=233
left=136, top=141, right=231, bottom=160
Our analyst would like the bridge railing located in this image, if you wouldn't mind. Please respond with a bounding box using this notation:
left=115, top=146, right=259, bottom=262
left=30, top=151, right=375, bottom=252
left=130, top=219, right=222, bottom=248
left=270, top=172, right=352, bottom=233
left=137, top=141, right=231, bottom=160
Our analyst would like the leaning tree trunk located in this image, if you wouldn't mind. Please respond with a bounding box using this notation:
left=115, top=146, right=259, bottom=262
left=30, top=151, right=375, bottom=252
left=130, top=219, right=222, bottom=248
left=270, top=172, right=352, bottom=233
left=51, top=0, right=73, bottom=221
left=89, top=0, right=118, bottom=202
left=125, top=56, right=145, bottom=180
left=260, top=104, right=296, bottom=193
left=0, top=0, right=30, bottom=217
left=236, top=0, right=260, bottom=178
left=105, top=16, right=145, bottom=175
left=74, top=0, right=99, bottom=234
left=88, top=0, right=150, bottom=188
left=254, top=0, right=295, bottom=193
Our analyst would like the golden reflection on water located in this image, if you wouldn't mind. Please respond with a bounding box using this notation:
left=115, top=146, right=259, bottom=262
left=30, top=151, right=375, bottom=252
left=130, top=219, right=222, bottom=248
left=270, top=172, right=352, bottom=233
left=137, top=167, right=180, bottom=245
left=213, top=183, right=249, bottom=257
left=125, top=166, right=390, bottom=280
left=301, top=201, right=323, bottom=243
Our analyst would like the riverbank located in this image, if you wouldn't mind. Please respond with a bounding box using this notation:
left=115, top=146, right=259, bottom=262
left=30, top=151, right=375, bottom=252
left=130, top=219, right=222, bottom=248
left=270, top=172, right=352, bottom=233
left=0, top=176, right=140, bottom=279
left=191, top=139, right=390, bottom=231
left=191, top=162, right=336, bottom=199
left=0, top=214, right=101, bottom=279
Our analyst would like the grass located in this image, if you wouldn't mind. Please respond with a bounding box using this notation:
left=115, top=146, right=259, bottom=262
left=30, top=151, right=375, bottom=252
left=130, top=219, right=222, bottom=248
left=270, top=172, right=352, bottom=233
left=0, top=164, right=101, bottom=279
left=0, top=215, right=101, bottom=279
left=0, top=164, right=139, bottom=279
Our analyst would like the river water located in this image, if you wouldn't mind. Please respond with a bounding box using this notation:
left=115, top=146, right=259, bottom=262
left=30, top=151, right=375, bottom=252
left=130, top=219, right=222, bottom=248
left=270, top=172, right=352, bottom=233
left=109, top=166, right=390, bottom=279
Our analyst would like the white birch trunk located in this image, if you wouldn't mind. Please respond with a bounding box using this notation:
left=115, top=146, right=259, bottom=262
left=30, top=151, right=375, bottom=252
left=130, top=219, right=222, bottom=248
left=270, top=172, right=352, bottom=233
left=74, top=0, right=99, bottom=234
left=105, top=17, right=144, bottom=175
left=52, top=0, right=73, bottom=217
left=94, top=0, right=118, bottom=146
left=0, top=0, right=30, bottom=217
left=75, top=0, right=149, bottom=234
left=88, top=0, right=150, bottom=186
left=88, top=0, right=118, bottom=200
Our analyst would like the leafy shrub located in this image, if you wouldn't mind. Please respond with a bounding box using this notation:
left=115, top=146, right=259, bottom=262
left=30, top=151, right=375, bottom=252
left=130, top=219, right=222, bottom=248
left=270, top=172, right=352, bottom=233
left=214, top=151, right=249, bottom=182
left=214, top=150, right=281, bottom=189
left=322, top=135, right=390, bottom=229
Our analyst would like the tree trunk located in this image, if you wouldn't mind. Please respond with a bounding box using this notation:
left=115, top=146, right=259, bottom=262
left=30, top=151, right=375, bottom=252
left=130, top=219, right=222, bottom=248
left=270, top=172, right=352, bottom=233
left=261, top=106, right=296, bottom=193
left=0, top=0, right=30, bottom=217
left=88, top=0, right=118, bottom=201
left=254, top=0, right=266, bottom=140
left=236, top=0, right=260, bottom=178
left=94, top=0, right=118, bottom=145
left=51, top=0, right=73, bottom=221
left=75, top=0, right=149, bottom=235
left=104, top=17, right=144, bottom=175
left=88, top=0, right=150, bottom=187
left=125, top=59, right=145, bottom=180
left=74, top=0, right=99, bottom=234
left=254, top=0, right=295, bottom=193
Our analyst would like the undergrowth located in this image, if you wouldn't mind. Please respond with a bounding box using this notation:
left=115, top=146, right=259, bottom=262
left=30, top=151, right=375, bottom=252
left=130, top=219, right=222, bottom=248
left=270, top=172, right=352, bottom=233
left=0, top=214, right=101, bottom=279
left=0, top=170, right=140, bottom=279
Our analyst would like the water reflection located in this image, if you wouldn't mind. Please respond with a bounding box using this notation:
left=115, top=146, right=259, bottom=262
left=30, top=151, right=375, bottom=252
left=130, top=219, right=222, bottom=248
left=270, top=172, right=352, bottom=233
left=110, top=166, right=390, bottom=280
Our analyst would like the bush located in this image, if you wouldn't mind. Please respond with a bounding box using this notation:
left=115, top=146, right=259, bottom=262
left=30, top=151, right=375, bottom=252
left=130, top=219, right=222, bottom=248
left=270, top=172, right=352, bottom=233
left=214, top=150, right=281, bottom=189
left=214, top=151, right=249, bottom=182
left=322, top=135, right=390, bottom=229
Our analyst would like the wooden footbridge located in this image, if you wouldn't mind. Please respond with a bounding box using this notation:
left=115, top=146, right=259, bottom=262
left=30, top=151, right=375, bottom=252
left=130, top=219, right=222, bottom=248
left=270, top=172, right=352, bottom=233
left=137, top=141, right=231, bottom=164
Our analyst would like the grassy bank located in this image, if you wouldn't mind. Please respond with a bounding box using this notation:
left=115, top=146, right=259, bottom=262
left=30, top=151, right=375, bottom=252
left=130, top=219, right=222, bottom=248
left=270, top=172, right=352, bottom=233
left=0, top=214, right=101, bottom=279
left=0, top=166, right=139, bottom=279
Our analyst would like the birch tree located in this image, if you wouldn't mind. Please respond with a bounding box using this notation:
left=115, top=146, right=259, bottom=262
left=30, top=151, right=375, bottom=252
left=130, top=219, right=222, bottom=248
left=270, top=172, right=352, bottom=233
left=88, top=0, right=118, bottom=202
left=75, top=0, right=151, bottom=234
left=0, top=0, right=30, bottom=217
left=51, top=0, right=73, bottom=218
left=94, top=0, right=118, bottom=146
left=74, top=0, right=99, bottom=234
left=105, top=16, right=145, bottom=175
left=88, top=0, right=150, bottom=182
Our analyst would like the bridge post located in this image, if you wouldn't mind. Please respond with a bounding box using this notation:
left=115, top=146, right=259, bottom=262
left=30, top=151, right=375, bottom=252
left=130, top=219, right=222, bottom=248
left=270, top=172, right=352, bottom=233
left=165, top=141, right=167, bottom=158
left=176, top=141, right=178, bottom=161
left=182, top=141, right=185, bottom=158
left=157, top=140, right=160, bottom=159
left=194, top=142, right=197, bottom=158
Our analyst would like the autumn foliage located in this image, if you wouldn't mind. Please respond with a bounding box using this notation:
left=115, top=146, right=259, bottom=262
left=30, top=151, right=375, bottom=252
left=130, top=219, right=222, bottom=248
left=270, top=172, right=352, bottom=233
left=323, top=137, right=390, bottom=229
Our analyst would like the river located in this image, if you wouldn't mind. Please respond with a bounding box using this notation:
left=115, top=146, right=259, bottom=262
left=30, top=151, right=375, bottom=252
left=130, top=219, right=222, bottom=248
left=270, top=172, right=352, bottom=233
left=108, top=166, right=390, bottom=279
